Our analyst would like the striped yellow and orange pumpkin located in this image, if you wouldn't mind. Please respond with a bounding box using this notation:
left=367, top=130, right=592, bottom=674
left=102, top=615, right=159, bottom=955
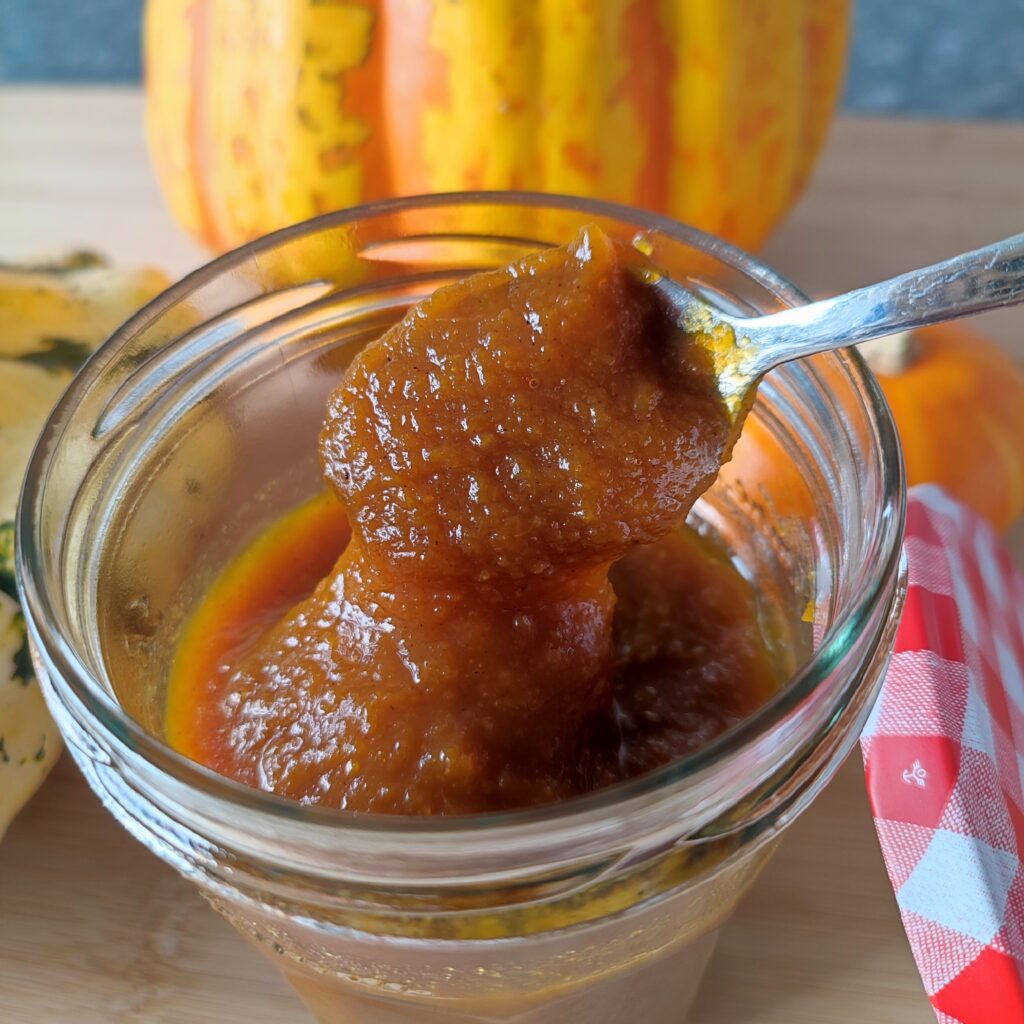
left=145, top=0, right=849, bottom=253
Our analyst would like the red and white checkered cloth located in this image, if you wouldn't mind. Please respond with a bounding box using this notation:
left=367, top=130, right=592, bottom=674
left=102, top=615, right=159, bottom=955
left=861, top=484, right=1024, bottom=1023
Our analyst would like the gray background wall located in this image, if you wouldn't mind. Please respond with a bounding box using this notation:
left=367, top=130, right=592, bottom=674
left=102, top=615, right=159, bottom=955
left=1, top=0, right=1022, bottom=119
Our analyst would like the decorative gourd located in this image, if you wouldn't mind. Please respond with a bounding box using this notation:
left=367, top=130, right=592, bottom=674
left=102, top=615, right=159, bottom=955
left=717, top=414, right=815, bottom=523
left=0, top=254, right=168, bottom=840
left=144, top=0, right=850, bottom=253
left=862, top=325, right=1024, bottom=534
left=720, top=325, right=1024, bottom=534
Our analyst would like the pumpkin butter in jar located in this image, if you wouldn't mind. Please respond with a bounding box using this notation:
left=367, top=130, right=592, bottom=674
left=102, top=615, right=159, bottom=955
left=27, top=197, right=905, bottom=1024
left=166, top=227, right=783, bottom=819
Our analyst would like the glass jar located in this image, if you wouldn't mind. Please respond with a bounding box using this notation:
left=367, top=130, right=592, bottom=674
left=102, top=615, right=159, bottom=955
left=17, top=194, right=905, bottom=1023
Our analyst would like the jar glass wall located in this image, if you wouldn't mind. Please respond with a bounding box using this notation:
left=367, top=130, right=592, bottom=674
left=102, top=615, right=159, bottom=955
left=17, top=194, right=906, bottom=1023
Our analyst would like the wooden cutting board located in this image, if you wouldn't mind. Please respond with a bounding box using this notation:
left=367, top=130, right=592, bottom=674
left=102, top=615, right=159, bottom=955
left=1, top=87, right=1022, bottom=1024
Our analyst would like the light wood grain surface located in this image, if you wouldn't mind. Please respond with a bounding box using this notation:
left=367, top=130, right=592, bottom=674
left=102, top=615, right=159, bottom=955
left=1, top=87, right=1023, bottom=1024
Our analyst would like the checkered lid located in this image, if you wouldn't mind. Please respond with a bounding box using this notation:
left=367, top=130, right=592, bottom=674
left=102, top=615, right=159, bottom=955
left=861, top=484, right=1024, bottom=1023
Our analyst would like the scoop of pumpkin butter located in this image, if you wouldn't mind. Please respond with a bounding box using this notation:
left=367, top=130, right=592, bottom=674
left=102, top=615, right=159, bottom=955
left=216, top=227, right=735, bottom=815
left=0, top=254, right=167, bottom=840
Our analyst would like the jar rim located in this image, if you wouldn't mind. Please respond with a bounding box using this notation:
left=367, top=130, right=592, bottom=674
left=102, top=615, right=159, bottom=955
left=17, top=191, right=906, bottom=841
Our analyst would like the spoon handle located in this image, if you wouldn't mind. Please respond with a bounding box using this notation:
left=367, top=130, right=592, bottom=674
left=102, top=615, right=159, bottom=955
left=745, top=232, right=1024, bottom=374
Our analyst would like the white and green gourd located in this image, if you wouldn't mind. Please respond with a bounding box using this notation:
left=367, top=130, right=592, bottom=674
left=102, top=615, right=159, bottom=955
left=0, top=253, right=167, bottom=839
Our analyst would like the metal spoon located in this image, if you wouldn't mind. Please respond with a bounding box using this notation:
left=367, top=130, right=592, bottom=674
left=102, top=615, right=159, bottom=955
left=648, top=233, right=1024, bottom=417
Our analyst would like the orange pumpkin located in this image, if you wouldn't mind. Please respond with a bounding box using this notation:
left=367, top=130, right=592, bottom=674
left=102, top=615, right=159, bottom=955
left=716, top=413, right=816, bottom=523
left=720, top=325, right=1024, bottom=533
left=865, top=325, right=1024, bottom=534
left=144, top=0, right=850, bottom=253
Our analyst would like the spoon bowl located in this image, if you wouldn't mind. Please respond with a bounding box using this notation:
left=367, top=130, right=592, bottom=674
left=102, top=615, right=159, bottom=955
left=647, top=232, right=1024, bottom=417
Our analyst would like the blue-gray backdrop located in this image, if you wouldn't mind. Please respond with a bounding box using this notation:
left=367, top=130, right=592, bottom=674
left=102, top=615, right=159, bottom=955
left=1, top=0, right=1022, bottom=119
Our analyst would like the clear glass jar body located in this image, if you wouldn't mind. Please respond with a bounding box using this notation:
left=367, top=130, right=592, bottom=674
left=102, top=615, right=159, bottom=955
left=18, top=195, right=905, bottom=1023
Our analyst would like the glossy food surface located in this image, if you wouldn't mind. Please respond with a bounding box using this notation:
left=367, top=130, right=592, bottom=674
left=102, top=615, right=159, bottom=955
left=321, top=227, right=731, bottom=578
left=167, top=229, right=778, bottom=814
left=167, top=498, right=779, bottom=811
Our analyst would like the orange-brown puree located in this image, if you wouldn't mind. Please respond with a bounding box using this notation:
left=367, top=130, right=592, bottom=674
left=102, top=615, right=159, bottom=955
left=167, top=228, right=780, bottom=813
